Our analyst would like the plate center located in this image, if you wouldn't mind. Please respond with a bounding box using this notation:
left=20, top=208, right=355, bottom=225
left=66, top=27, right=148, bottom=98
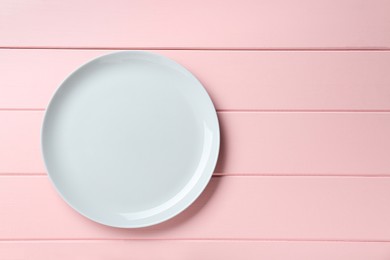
left=44, top=59, right=204, bottom=214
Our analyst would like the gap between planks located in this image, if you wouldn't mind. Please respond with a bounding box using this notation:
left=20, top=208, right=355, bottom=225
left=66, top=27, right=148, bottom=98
left=1, top=238, right=390, bottom=243
left=2, top=173, right=390, bottom=178
left=3, top=109, right=390, bottom=113
left=1, top=47, right=390, bottom=51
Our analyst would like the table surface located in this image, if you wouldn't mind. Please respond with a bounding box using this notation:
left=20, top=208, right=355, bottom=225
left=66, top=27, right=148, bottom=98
left=1, top=0, right=390, bottom=259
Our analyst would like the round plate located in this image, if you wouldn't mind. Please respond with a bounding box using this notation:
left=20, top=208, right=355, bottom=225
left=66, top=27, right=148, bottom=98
left=41, top=51, right=220, bottom=228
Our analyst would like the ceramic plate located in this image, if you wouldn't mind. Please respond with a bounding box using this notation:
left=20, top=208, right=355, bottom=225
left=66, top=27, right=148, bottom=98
left=41, top=51, right=220, bottom=228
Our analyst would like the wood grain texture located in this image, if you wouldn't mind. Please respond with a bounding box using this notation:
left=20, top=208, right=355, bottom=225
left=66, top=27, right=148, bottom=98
left=1, top=49, right=390, bottom=110
left=0, top=0, right=389, bottom=49
left=1, top=111, right=390, bottom=176
left=1, top=241, right=390, bottom=260
left=1, top=0, right=390, bottom=257
left=1, top=176, right=390, bottom=240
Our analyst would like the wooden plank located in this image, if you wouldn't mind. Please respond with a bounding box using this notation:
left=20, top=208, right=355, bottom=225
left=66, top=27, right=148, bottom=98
left=1, top=50, right=390, bottom=110
left=1, top=111, right=390, bottom=175
left=1, top=241, right=390, bottom=260
left=0, top=111, right=42, bottom=173
left=1, top=176, right=390, bottom=240
left=217, top=112, right=390, bottom=175
left=0, top=0, right=389, bottom=49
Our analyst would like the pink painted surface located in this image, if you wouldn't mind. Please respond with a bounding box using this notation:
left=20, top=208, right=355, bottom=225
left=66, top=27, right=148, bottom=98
left=0, top=0, right=389, bottom=49
left=1, top=0, right=390, bottom=258
left=1, top=50, right=390, bottom=110
left=2, top=176, right=390, bottom=240
left=1, top=111, right=390, bottom=176
left=1, top=241, right=390, bottom=260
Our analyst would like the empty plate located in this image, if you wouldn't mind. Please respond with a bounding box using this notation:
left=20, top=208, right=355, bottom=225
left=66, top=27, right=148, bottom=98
left=41, top=51, right=220, bottom=228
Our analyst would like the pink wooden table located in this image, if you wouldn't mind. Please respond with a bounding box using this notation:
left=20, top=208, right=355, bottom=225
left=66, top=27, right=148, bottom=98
left=1, top=0, right=390, bottom=258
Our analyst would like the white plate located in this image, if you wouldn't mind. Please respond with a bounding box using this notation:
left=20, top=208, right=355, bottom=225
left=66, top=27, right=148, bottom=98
left=41, top=51, right=220, bottom=228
